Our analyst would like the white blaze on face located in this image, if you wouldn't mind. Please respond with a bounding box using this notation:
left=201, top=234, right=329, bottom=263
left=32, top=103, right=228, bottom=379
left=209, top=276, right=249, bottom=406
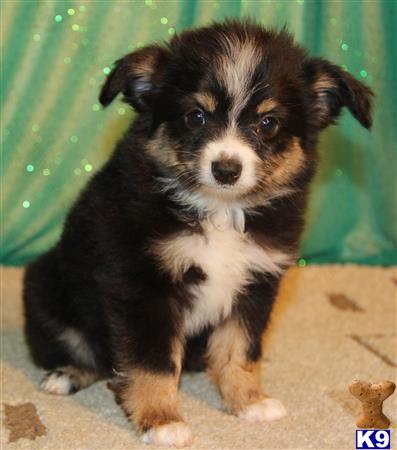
left=199, top=127, right=259, bottom=193
left=216, top=39, right=261, bottom=124
left=198, top=39, right=262, bottom=194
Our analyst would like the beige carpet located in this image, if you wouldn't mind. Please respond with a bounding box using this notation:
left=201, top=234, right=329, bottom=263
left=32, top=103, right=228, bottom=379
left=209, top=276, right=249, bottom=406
left=1, top=265, right=396, bottom=449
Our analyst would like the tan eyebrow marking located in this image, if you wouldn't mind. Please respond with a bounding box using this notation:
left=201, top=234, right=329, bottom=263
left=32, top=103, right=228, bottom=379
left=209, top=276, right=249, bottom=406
left=257, top=99, right=279, bottom=115
left=193, top=92, right=217, bottom=112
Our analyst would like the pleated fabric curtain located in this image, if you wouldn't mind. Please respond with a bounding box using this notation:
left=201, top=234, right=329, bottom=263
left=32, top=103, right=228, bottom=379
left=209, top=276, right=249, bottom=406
left=1, top=0, right=396, bottom=266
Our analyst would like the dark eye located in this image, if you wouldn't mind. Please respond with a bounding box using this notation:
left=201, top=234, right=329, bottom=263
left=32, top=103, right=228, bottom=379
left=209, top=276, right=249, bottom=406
left=258, top=115, right=279, bottom=138
left=185, top=109, right=205, bottom=128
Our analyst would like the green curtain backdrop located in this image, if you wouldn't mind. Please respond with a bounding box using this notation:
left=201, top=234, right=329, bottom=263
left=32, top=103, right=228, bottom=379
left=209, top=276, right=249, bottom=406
left=1, top=0, right=396, bottom=266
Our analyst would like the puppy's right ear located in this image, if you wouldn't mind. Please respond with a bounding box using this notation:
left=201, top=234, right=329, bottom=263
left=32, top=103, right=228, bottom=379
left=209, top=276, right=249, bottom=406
left=99, top=45, right=170, bottom=112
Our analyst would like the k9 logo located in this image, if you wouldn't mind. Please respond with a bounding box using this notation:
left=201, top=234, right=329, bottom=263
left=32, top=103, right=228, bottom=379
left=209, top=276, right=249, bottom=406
left=356, top=430, right=391, bottom=449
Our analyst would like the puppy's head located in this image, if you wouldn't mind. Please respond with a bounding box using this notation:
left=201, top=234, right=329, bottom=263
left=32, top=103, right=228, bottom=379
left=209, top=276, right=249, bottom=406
left=100, top=21, right=373, bottom=213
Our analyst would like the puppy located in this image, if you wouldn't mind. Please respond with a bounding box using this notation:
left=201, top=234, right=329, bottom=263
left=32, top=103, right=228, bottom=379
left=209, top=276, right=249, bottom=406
left=23, top=20, right=372, bottom=447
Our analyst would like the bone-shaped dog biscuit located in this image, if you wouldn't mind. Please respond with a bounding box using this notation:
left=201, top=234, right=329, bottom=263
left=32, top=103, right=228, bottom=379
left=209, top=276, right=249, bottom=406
left=349, top=379, right=395, bottom=429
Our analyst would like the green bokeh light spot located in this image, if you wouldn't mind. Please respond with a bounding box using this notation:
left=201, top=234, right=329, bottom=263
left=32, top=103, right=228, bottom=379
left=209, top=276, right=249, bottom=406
left=103, top=67, right=111, bottom=75
left=74, top=168, right=82, bottom=176
left=33, top=34, right=41, bottom=42
left=72, top=24, right=80, bottom=31
left=160, top=17, right=168, bottom=25
left=168, top=27, right=175, bottom=35
left=43, top=168, right=51, bottom=176
left=118, top=107, right=126, bottom=115
left=298, top=258, right=307, bottom=267
left=360, top=69, right=368, bottom=78
left=84, top=164, right=93, bottom=172
left=341, top=43, right=349, bottom=51
left=23, top=200, right=31, bottom=209
left=79, top=5, right=86, bottom=12
left=68, top=8, right=75, bottom=16
left=70, top=135, right=78, bottom=143
left=92, top=103, right=100, bottom=111
left=26, top=164, right=34, bottom=172
left=55, top=15, right=63, bottom=23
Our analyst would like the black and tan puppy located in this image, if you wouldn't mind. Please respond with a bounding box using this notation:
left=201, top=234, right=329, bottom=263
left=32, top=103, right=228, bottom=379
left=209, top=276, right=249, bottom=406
left=23, top=20, right=372, bottom=446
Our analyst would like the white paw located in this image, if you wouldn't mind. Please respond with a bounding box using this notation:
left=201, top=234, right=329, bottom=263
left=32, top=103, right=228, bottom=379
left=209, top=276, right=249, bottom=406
left=40, top=371, right=75, bottom=395
left=141, top=422, right=193, bottom=448
left=238, top=398, right=287, bottom=423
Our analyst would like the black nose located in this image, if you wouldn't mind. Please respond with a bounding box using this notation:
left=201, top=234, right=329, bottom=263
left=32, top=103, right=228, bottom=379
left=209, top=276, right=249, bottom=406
left=211, top=159, right=242, bottom=185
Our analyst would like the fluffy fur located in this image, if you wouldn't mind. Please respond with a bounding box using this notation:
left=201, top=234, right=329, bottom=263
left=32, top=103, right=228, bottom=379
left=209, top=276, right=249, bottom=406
left=23, top=20, right=372, bottom=446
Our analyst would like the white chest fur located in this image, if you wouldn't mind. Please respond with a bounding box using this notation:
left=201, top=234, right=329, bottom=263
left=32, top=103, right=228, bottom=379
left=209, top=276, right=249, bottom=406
left=152, top=219, right=291, bottom=336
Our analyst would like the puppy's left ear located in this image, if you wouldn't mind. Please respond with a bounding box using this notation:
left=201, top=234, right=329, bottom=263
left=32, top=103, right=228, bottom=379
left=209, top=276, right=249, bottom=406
left=304, top=58, right=373, bottom=129
left=99, top=45, right=171, bottom=112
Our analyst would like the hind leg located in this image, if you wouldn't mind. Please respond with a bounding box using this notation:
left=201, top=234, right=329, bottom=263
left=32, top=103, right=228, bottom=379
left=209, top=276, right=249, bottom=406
left=24, top=251, right=105, bottom=394
left=28, top=317, right=103, bottom=395
left=40, top=366, right=100, bottom=395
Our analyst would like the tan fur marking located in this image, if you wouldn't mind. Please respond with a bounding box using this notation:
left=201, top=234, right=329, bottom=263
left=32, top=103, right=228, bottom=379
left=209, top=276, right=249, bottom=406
left=194, top=92, right=217, bottom=112
left=121, top=370, right=181, bottom=432
left=257, top=99, right=278, bottom=115
left=120, top=340, right=184, bottom=433
left=312, top=75, right=338, bottom=122
left=267, top=137, right=305, bottom=185
left=313, top=74, right=337, bottom=96
left=41, top=365, right=100, bottom=395
left=58, top=365, right=99, bottom=388
left=129, top=53, right=156, bottom=79
left=145, top=124, right=180, bottom=168
left=207, top=319, right=264, bottom=414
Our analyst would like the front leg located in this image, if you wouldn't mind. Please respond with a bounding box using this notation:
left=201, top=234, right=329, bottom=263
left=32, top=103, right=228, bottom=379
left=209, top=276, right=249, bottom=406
left=108, top=278, right=192, bottom=447
left=120, top=340, right=192, bottom=447
left=207, top=273, right=287, bottom=422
